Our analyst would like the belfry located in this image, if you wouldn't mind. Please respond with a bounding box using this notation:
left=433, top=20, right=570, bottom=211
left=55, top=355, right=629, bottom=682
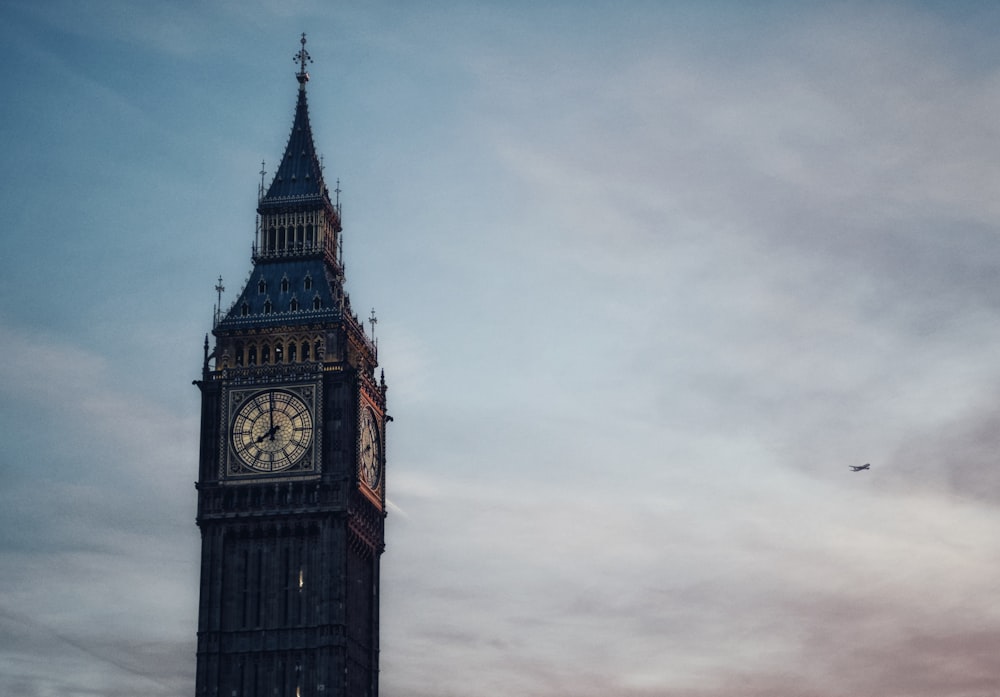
left=193, top=35, right=387, bottom=697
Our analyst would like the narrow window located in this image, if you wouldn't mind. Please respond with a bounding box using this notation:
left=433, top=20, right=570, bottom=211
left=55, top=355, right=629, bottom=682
left=275, top=342, right=283, bottom=363
left=235, top=342, right=244, bottom=366
left=258, top=279, right=266, bottom=294
left=264, top=300, right=272, bottom=314
left=303, top=275, right=312, bottom=291
left=290, top=298, right=299, bottom=312
left=288, top=342, right=297, bottom=363
left=247, top=345, right=257, bottom=365
left=241, top=302, right=249, bottom=316
left=314, top=339, right=322, bottom=359
left=261, top=345, right=270, bottom=364
left=281, top=277, right=289, bottom=293
left=312, top=296, right=321, bottom=311
left=302, top=342, right=310, bottom=361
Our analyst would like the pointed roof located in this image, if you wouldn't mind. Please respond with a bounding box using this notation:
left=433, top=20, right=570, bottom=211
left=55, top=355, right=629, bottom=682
left=259, top=35, right=330, bottom=210
left=260, top=86, right=328, bottom=207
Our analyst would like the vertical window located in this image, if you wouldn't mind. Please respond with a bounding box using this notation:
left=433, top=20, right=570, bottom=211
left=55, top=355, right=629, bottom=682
left=312, top=296, right=321, bottom=311
left=303, top=275, right=312, bottom=291
left=253, top=548, right=262, bottom=627
left=281, top=277, right=289, bottom=293
left=288, top=343, right=297, bottom=362
left=235, top=342, right=244, bottom=366
left=263, top=300, right=272, bottom=314
left=302, top=342, right=310, bottom=361
left=248, top=345, right=257, bottom=365
left=274, top=343, right=283, bottom=363
left=290, top=298, right=299, bottom=312
left=282, top=547, right=291, bottom=625
left=240, top=550, right=250, bottom=627
left=261, top=345, right=270, bottom=364
left=241, top=302, right=249, bottom=317
left=258, top=279, right=266, bottom=294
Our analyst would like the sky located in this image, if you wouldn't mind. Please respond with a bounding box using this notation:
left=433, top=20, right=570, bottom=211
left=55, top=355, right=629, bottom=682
left=2, top=1, right=1000, bottom=695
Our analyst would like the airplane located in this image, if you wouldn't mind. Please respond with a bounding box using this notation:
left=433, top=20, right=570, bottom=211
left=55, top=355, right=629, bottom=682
left=850, top=463, right=871, bottom=472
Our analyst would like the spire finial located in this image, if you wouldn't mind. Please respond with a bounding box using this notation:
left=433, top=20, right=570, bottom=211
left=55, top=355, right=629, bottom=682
left=295, top=33, right=313, bottom=86
left=214, top=275, right=225, bottom=327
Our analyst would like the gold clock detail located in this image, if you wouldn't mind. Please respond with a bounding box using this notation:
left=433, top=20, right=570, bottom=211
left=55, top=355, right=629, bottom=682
left=232, top=389, right=314, bottom=472
left=358, top=406, right=381, bottom=489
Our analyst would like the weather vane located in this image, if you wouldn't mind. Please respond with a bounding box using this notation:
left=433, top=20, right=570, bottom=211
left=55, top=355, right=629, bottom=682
left=295, top=33, right=313, bottom=84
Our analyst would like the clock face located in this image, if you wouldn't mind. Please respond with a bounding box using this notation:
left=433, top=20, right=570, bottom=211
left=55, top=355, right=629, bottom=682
left=358, top=406, right=381, bottom=490
left=231, top=390, right=314, bottom=472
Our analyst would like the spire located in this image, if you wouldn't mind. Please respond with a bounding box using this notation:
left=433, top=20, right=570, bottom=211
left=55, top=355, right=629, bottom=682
left=295, top=32, right=312, bottom=88
left=260, top=34, right=327, bottom=207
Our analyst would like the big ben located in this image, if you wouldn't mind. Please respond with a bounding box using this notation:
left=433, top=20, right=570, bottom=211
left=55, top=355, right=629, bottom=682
left=193, top=35, right=387, bottom=697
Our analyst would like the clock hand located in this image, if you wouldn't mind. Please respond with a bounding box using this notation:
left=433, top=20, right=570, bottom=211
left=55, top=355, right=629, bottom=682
left=256, top=424, right=280, bottom=443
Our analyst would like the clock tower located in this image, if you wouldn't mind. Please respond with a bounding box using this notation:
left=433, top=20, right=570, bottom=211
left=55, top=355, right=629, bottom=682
left=193, top=36, right=387, bottom=697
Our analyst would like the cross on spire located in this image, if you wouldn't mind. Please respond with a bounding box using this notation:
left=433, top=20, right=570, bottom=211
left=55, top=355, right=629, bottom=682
left=295, top=33, right=313, bottom=86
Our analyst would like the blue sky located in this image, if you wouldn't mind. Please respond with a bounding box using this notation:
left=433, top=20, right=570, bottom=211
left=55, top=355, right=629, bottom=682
left=3, top=1, right=1000, bottom=695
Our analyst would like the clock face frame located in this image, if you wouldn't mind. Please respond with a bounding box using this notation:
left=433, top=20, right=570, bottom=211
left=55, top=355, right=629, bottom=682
left=228, top=387, right=316, bottom=475
left=358, top=405, right=381, bottom=490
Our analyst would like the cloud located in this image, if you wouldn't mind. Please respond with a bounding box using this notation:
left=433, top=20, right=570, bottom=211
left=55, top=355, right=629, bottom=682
left=0, top=319, right=198, bottom=693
